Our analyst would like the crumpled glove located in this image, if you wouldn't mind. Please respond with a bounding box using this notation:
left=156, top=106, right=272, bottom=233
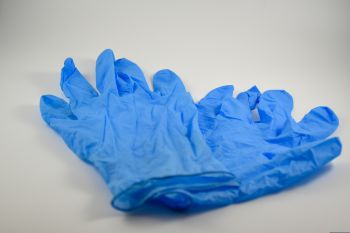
left=39, top=49, right=238, bottom=211
left=114, top=59, right=342, bottom=207
left=194, top=85, right=342, bottom=203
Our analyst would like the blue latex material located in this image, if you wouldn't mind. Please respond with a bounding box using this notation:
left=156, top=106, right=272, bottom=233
left=40, top=49, right=238, bottom=211
left=193, top=85, right=341, bottom=203
left=114, top=58, right=342, bottom=207
left=40, top=49, right=342, bottom=211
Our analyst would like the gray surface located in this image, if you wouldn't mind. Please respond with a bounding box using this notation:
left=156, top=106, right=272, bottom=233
left=0, top=0, right=349, bottom=232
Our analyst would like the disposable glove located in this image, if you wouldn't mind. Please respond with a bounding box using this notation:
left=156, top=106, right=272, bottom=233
left=194, top=85, right=341, bottom=203
left=114, top=59, right=342, bottom=207
left=40, top=49, right=238, bottom=211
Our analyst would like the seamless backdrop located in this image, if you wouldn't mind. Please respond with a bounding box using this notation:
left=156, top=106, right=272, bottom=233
left=0, top=1, right=349, bottom=233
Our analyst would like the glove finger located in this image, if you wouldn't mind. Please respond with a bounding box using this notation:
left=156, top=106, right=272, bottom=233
left=115, top=58, right=150, bottom=93
left=197, top=85, right=234, bottom=117
left=297, top=106, right=339, bottom=142
left=40, top=95, right=79, bottom=140
left=61, top=58, right=98, bottom=101
left=197, top=86, right=233, bottom=136
left=40, top=95, right=76, bottom=124
left=96, top=49, right=118, bottom=94
left=237, top=137, right=342, bottom=202
left=152, top=69, right=186, bottom=96
left=264, top=106, right=339, bottom=147
left=115, top=72, right=136, bottom=96
left=257, top=90, right=294, bottom=122
left=40, top=96, right=99, bottom=162
left=256, top=90, right=294, bottom=135
left=196, top=85, right=256, bottom=123
left=237, top=86, right=261, bottom=110
left=213, top=86, right=255, bottom=122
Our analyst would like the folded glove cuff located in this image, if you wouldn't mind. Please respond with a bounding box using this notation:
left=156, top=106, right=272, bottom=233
left=111, top=171, right=238, bottom=211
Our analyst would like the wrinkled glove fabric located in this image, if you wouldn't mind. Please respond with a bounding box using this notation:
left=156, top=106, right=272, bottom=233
left=40, top=49, right=342, bottom=212
left=194, top=85, right=341, bottom=203
left=113, top=57, right=342, bottom=207
left=40, top=49, right=237, bottom=211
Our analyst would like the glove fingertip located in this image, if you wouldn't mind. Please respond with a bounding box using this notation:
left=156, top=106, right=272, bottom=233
left=248, top=85, right=260, bottom=93
left=115, top=58, right=142, bottom=75
left=153, top=69, right=186, bottom=96
left=313, top=137, right=342, bottom=166
left=64, top=57, right=75, bottom=68
left=97, top=49, right=115, bottom=66
left=96, top=49, right=117, bottom=93
left=257, top=90, right=294, bottom=125
left=330, top=137, right=342, bottom=156
left=237, top=85, right=261, bottom=110
left=204, top=85, right=234, bottom=101
left=260, top=90, right=294, bottom=110
left=60, top=57, right=77, bottom=90
left=115, top=58, right=150, bottom=93
left=40, top=95, right=53, bottom=124
left=313, top=106, right=339, bottom=126
left=197, top=86, right=234, bottom=116
left=298, top=106, right=339, bottom=141
left=40, top=95, right=73, bottom=125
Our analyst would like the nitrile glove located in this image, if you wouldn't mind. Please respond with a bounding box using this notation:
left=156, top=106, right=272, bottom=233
left=114, top=58, right=342, bottom=207
left=39, top=49, right=238, bottom=211
left=194, top=85, right=341, bottom=203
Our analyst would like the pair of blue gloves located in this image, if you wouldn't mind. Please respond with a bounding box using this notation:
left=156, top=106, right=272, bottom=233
left=40, top=49, right=341, bottom=212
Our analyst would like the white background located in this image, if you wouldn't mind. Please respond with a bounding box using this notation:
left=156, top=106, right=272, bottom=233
left=0, top=1, right=349, bottom=232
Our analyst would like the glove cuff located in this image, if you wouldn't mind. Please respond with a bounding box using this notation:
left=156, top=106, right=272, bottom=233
left=110, top=171, right=238, bottom=211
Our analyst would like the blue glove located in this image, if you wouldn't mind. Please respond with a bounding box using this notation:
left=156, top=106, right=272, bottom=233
left=39, top=49, right=238, bottom=211
left=195, top=85, right=341, bottom=202
left=114, top=58, right=342, bottom=206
